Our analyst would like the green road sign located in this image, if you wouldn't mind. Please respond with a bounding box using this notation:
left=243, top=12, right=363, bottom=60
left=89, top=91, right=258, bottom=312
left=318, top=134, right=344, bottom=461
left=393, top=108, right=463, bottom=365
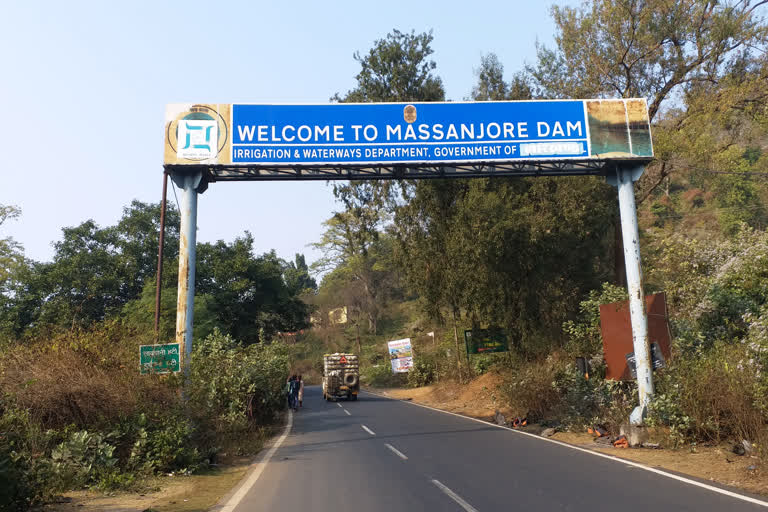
left=464, top=328, right=509, bottom=355
left=140, top=343, right=180, bottom=374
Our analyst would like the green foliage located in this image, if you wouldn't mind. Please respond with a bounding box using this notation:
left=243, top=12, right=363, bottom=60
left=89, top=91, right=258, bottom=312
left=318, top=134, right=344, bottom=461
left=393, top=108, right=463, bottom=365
left=562, top=283, right=627, bottom=358
left=0, top=201, right=179, bottom=334
left=189, top=329, right=290, bottom=428
left=531, top=0, right=767, bottom=119
left=529, top=0, right=768, bottom=203
left=0, top=403, right=65, bottom=508
left=360, top=364, right=404, bottom=388
left=49, top=430, right=119, bottom=490
left=552, top=365, right=635, bottom=431
left=0, top=321, right=290, bottom=508
left=0, top=200, right=309, bottom=343
left=333, top=29, right=444, bottom=103
left=129, top=415, right=201, bottom=474
left=471, top=356, right=495, bottom=376
left=471, top=53, right=532, bottom=101
left=0, top=205, right=24, bottom=286
left=407, top=356, right=436, bottom=388
left=283, top=254, right=317, bottom=295
left=646, top=388, right=693, bottom=447
left=392, top=176, right=617, bottom=358
left=197, top=238, right=310, bottom=344
left=648, top=343, right=768, bottom=451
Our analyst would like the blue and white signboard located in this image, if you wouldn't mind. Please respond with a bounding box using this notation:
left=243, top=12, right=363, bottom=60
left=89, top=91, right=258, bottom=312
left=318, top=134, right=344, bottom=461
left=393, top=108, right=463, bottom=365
left=164, top=100, right=653, bottom=167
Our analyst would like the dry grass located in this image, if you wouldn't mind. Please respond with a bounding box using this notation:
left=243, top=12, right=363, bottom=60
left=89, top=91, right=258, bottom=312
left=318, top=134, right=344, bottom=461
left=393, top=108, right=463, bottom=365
left=0, top=330, right=179, bottom=428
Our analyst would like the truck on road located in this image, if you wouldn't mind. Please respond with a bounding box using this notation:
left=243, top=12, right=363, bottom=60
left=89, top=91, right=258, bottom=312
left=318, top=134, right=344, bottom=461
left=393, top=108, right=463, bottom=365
left=322, top=353, right=359, bottom=401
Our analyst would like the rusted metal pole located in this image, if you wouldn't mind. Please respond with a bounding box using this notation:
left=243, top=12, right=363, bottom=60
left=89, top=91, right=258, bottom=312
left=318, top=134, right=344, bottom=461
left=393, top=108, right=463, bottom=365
left=452, top=308, right=462, bottom=382
left=154, top=171, right=168, bottom=342
left=172, top=171, right=202, bottom=377
left=616, top=165, right=653, bottom=424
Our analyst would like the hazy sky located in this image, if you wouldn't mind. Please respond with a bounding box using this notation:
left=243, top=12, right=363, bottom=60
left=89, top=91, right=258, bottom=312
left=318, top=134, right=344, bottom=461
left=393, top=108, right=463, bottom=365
left=1, top=0, right=577, bottom=267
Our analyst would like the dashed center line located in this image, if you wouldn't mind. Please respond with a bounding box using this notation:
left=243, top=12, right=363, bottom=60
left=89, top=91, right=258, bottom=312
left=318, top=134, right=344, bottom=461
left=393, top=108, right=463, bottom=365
left=431, top=479, right=479, bottom=512
left=384, top=443, right=408, bottom=460
left=344, top=409, right=351, bottom=416
left=361, top=425, right=376, bottom=435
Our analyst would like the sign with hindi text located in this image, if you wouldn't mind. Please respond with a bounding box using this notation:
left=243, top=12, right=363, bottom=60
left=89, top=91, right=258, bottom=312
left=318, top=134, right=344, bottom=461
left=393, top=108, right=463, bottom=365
left=140, top=343, right=181, bottom=375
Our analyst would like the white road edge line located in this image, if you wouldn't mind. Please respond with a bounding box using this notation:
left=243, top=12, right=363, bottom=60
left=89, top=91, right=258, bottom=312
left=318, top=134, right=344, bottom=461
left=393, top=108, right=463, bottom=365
left=431, top=479, right=479, bottom=512
left=218, top=410, right=293, bottom=512
left=361, top=424, right=376, bottom=435
left=344, top=409, right=351, bottom=416
left=361, top=390, right=768, bottom=508
left=385, top=443, right=408, bottom=460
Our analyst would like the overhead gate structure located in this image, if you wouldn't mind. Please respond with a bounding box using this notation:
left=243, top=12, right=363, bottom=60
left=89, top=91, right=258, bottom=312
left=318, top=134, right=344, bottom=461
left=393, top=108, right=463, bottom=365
left=162, top=99, right=655, bottom=423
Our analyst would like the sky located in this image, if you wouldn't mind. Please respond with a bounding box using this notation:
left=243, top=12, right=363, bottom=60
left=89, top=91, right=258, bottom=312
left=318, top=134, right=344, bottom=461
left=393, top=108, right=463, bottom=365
left=0, top=0, right=578, bottom=267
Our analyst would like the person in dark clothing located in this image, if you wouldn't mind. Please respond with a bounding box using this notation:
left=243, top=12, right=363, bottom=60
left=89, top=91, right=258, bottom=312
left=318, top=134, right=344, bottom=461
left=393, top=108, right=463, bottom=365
left=287, top=375, right=300, bottom=411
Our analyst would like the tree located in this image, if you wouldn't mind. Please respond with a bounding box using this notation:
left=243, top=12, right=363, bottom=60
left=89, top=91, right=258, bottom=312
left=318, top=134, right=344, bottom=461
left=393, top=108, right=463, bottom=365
left=313, top=192, right=395, bottom=334
left=0, top=205, right=23, bottom=285
left=283, top=254, right=317, bottom=296
left=529, top=0, right=768, bottom=199
left=196, top=236, right=310, bottom=343
left=332, top=29, right=444, bottom=103
left=0, top=205, right=28, bottom=339
left=109, top=200, right=180, bottom=300
left=317, top=30, right=446, bottom=334
left=2, top=201, right=180, bottom=333
left=471, top=53, right=532, bottom=101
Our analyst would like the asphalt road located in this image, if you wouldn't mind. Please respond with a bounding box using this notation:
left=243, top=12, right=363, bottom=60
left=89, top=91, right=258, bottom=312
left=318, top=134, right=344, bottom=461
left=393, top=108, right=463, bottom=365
left=230, top=386, right=767, bottom=511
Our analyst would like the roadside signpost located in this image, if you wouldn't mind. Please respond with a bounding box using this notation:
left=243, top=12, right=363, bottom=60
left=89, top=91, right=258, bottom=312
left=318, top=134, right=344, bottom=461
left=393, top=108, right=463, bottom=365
left=464, top=328, right=509, bottom=355
left=140, top=343, right=181, bottom=375
left=162, top=98, right=656, bottom=424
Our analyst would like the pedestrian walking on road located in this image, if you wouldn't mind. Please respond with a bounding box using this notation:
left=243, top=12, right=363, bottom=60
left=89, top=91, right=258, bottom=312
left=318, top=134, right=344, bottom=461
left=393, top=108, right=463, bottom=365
left=298, top=375, right=304, bottom=408
left=288, top=375, right=300, bottom=411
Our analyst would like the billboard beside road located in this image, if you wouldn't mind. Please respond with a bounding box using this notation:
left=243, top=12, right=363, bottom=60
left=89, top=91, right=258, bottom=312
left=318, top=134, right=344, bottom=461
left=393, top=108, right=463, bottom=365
left=388, top=338, right=413, bottom=373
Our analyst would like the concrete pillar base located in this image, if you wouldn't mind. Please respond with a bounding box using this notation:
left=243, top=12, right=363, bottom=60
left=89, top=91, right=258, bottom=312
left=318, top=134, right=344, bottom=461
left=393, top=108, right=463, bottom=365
left=620, top=424, right=649, bottom=447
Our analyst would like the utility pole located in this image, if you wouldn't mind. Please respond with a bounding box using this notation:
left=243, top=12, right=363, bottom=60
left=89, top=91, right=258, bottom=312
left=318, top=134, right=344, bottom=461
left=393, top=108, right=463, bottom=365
left=612, top=165, right=654, bottom=424
left=154, top=171, right=169, bottom=342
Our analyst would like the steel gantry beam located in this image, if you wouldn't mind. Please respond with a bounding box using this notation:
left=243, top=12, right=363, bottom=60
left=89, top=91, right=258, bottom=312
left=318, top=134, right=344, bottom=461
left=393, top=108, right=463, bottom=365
left=165, top=159, right=623, bottom=184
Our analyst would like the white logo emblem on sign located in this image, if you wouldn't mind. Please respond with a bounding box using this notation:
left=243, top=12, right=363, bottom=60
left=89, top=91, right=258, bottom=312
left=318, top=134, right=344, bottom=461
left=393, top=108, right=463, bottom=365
left=178, top=120, right=218, bottom=160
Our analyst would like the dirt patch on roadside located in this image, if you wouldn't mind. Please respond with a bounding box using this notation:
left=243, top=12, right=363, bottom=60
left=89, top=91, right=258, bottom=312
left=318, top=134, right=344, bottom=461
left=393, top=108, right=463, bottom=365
left=551, top=432, right=767, bottom=496
left=369, top=377, right=768, bottom=497
left=377, top=372, right=513, bottom=420
left=45, top=458, right=252, bottom=512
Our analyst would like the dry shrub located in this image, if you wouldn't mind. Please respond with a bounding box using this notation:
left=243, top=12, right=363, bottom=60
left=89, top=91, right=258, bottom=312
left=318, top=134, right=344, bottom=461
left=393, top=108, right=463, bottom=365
left=501, top=355, right=564, bottom=420
left=674, top=346, right=767, bottom=449
left=0, top=327, right=179, bottom=429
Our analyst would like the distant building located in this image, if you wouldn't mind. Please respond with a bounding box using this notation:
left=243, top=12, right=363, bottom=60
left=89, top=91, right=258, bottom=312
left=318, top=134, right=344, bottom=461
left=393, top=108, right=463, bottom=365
left=329, top=306, right=348, bottom=325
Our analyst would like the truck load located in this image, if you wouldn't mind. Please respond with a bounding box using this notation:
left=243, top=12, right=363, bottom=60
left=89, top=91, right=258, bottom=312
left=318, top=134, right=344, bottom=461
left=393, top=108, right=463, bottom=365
left=322, top=353, right=359, bottom=401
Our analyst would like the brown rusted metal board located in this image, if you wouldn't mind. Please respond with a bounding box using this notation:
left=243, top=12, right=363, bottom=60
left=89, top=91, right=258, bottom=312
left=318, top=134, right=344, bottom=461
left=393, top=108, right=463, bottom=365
left=599, top=292, right=672, bottom=381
